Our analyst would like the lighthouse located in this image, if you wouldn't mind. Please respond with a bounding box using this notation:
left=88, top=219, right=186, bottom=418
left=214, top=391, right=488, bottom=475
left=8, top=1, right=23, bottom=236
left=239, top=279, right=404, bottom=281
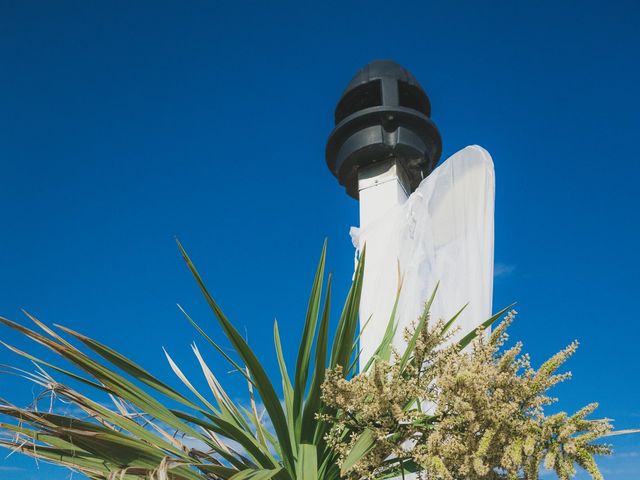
left=326, top=60, right=496, bottom=368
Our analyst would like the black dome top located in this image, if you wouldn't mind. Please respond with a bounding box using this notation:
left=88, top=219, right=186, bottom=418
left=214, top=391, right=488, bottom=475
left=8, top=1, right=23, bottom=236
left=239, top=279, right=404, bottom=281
left=343, top=60, right=423, bottom=94
left=334, top=60, right=432, bottom=125
left=326, top=60, right=441, bottom=199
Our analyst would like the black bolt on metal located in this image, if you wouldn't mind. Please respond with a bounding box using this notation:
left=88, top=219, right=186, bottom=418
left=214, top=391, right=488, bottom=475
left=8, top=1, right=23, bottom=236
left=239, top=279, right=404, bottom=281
left=325, top=60, right=442, bottom=199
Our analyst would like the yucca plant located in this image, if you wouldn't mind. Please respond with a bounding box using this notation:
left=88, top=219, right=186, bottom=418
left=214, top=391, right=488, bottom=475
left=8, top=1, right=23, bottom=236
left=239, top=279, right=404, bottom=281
left=0, top=241, right=325, bottom=479
left=0, top=241, right=493, bottom=480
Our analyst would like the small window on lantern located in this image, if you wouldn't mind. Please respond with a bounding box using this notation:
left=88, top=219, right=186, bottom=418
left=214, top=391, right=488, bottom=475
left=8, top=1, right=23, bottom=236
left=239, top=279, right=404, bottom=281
left=398, top=80, right=430, bottom=115
left=334, top=80, right=382, bottom=124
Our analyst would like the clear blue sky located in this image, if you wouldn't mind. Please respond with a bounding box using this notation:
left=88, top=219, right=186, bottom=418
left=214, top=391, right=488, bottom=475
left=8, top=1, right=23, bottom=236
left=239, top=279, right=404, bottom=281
left=1, top=1, right=639, bottom=478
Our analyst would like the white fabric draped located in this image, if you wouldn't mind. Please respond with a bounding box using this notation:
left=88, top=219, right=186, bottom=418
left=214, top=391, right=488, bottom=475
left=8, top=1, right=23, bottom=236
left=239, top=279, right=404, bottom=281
left=352, top=145, right=496, bottom=369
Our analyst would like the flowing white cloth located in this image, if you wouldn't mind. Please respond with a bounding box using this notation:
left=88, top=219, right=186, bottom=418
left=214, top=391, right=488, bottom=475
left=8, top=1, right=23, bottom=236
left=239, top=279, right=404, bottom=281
left=352, top=145, right=496, bottom=369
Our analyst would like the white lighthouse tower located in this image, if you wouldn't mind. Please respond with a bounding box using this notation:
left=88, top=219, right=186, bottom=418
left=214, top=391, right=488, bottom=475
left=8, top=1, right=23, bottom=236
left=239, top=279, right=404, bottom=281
left=326, top=60, right=495, bottom=368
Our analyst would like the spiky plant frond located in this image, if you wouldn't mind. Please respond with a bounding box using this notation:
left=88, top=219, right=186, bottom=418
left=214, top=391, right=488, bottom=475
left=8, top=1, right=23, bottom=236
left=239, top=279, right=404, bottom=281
left=0, top=242, right=348, bottom=479
left=0, top=242, right=502, bottom=479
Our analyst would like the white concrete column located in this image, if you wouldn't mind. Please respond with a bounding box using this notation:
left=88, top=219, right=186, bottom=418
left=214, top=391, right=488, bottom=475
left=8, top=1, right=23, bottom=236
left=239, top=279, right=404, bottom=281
left=358, top=159, right=409, bottom=228
left=356, top=159, right=410, bottom=368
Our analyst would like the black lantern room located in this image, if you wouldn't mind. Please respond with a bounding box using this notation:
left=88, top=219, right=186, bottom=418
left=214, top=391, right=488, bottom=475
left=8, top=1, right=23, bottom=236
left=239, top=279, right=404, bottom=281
left=325, top=60, right=442, bottom=199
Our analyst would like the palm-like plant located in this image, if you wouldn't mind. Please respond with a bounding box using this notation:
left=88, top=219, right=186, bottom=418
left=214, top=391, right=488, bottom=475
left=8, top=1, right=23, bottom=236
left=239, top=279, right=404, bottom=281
left=0, top=241, right=505, bottom=480
left=1, top=242, right=464, bottom=480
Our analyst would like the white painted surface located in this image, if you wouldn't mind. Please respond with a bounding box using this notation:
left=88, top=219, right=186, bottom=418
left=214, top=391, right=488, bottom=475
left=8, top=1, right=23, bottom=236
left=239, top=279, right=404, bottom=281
left=353, top=145, right=496, bottom=369
left=358, top=160, right=409, bottom=227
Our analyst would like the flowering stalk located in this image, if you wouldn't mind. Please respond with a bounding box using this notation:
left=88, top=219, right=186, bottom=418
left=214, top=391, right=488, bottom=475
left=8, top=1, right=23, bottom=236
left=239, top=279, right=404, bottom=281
left=321, top=307, right=619, bottom=480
